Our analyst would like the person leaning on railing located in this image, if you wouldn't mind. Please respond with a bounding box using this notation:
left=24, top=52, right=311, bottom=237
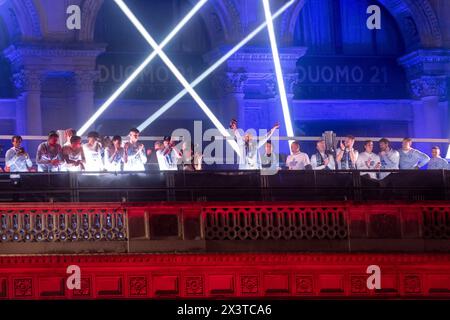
left=36, top=131, right=63, bottom=172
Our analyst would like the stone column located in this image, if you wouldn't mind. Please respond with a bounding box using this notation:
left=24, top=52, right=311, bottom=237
left=12, top=69, right=44, bottom=156
left=74, top=70, right=99, bottom=131
left=399, top=50, right=450, bottom=153
left=13, top=69, right=43, bottom=136
left=410, top=76, right=448, bottom=152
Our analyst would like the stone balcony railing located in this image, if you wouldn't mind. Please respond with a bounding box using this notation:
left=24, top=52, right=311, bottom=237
left=0, top=201, right=449, bottom=254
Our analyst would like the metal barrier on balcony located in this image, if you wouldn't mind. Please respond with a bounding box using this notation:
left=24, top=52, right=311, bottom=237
left=0, top=170, right=449, bottom=202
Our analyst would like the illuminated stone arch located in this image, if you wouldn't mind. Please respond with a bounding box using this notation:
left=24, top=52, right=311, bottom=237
left=378, top=0, right=442, bottom=49
left=0, top=0, right=41, bottom=40
left=83, top=0, right=241, bottom=47
left=280, top=0, right=442, bottom=50
left=78, top=0, right=104, bottom=42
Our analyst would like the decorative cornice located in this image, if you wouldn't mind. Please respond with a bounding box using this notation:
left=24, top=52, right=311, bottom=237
left=228, top=48, right=308, bottom=64
left=398, top=49, right=450, bottom=79
left=4, top=43, right=106, bottom=62
left=12, top=69, right=43, bottom=93
left=1, top=253, right=450, bottom=266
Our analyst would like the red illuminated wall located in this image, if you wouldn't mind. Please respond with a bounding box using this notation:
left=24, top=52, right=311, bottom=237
left=0, top=201, right=449, bottom=299
left=1, top=253, right=450, bottom=299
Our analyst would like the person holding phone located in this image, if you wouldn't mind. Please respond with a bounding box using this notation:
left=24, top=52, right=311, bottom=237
left=124, top=128, right=147, bottom=172
left=356, top=140, right=380, bottom=179
left=62, top=136, right=86, bottom=172
left=105, top=135, right=126, bottom=172
left=5, top=135, right=33, bottom=172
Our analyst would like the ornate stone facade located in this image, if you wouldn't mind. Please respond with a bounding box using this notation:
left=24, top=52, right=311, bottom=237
left=0, top=0, right=448, bottom=141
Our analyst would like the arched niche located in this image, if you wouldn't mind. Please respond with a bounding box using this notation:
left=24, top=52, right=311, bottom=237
left=280, top=0, right=442, bottom=50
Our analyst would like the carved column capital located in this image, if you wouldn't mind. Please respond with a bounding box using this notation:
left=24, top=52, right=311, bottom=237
left=399, top=49, right=450, bottom=101
left=74, top=70, right=100, bottom=92
left=212, top=71, right=248, bottom=96
left=410, top=76, right=448, bottom=101
left=12, top=69, right=43, bottom=94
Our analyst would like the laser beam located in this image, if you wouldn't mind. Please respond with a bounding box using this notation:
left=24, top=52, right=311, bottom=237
left=263, top=0, right=294, bottom=146
left=77, top=0, right=208, bottom=136
left=137, top=0, right=295, bottom=132
left=114, top=0, right=241, bottom=154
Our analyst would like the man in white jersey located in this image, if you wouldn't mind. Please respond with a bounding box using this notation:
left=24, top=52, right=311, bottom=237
left=356, top=140, right=381, bottom=179
left=230, top=119, right=280, bottom=170
left=62, top=136, right=86, bottom=172
left=286, top=141, right=310, bottom=170
left=36, top=131, right=63, bottom=172
left=5, top=135, right=33, bottom=172
left=105, top=135, right=126, bottom=172
left=64, top=128, right=76, bottom=147
left=156, top=136, right=181, bottom=171
left=124, top=128, right=147, bottom=172
left=83, top=131, right=104, bottom=172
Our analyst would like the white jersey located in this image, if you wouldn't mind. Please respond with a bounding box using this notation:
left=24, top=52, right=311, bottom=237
left=156, top=149, right=178, bottom=171
left=83, top=142, right=104, bottom=172
left=5, top=147, right=33, bottom=172
left=233, top=129, right=275, bottom=170
left=123, top=142, right=147, bottom=172
left=356, top=151, right=381, bottom=179
left=62, top=146, right=85, bottom=172
left=104, top=147, right=125, bottom=172
left=36, top=142, right=63, bottom=172
left=286, top=152, right=310, bottom=170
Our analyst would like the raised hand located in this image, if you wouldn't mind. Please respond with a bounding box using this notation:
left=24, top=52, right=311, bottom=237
left=272, top=122, right=280, bottom=130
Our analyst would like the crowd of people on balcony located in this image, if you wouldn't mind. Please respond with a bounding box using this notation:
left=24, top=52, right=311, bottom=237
left=1, top=123, right=449, bottom=177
